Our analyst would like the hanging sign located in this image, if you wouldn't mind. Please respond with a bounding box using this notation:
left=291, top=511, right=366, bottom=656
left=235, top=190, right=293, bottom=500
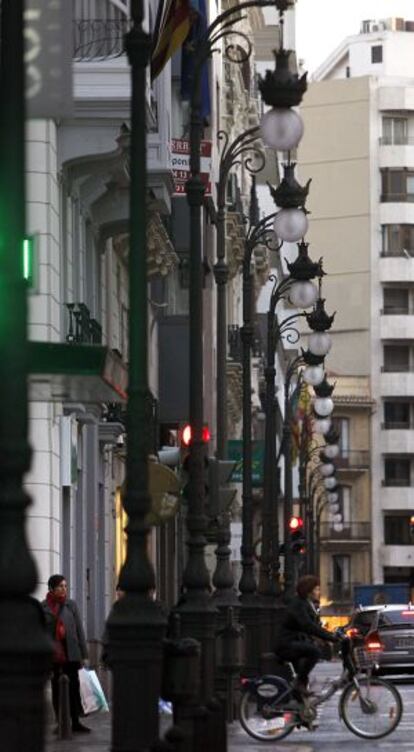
left=25, top=0, right=73, bottom=118
left=171, top=139, right=212, bottom=196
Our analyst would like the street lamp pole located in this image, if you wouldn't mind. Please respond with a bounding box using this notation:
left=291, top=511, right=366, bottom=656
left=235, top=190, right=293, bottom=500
left=0, top=3, right=52, bottom=749
left=106, top=4, right=167, bottom=750
left=239, top=208, right=278, bottom=674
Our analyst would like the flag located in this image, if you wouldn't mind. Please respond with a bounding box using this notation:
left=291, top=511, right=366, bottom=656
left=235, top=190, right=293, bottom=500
left=151, top=0, right=191, bottom=80
left=291, top=383, right=312, bottom=463
left=180, top=0, right=211, bottom=122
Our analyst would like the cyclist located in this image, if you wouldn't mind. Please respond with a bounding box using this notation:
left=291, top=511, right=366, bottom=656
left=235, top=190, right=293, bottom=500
left=275, top=575, right=339, bottom=697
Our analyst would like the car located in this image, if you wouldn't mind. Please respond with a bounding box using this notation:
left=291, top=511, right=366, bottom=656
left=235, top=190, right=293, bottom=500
left=346, top=603, right=414, bottom=675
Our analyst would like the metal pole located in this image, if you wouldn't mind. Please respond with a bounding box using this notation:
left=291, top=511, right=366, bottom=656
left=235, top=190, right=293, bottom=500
left=283, top=374, right=294, bottom=599
left=106, top=5, right=167, bottom=750
left=214, top=200, right=228, bottom=461
left=0, top=3, right=52, bottom=749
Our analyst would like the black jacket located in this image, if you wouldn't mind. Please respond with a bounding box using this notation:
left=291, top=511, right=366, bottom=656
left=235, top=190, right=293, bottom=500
left=276, top=595, right=336, bottom=647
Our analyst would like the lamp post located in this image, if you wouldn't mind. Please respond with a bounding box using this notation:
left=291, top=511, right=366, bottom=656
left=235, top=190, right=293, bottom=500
left=239, top=206, right=279, bottom=675
left=106, top=5, right=167, bottom=750
left=180, top=0, right=296, bottom=705
left=0, top=3, right=52, bottom=749
left=211, top=127, right=263, bottom=611
left=259, top=250, right=322, bottom=644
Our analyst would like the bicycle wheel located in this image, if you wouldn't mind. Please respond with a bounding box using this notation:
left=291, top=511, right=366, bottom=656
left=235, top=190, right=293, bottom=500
left=339, top=676, right=402, bottom=739
left=239, top=690, right=296, bottom=742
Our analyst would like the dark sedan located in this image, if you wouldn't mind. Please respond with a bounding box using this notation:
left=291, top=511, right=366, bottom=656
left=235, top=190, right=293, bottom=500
left=347, top=604, right=414, bottom=675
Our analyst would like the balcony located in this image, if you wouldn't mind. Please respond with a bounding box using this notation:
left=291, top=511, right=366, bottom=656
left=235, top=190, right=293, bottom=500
left=73, top=1, right=129, bottom=62
left=320, top=523, right=370, bottom=541
left=379, top=254, right=414, bottom=283
left=379, top=203, right=414, bottom=227
left=381, top=485, right=414, bottom=510
left=381, top=427, right=414, bottom=454
left=380, top=314, right=414, bottom=339
left=327, top=582, right=361, bottom=603
left=381, top=370, right=414, bottom=396
left=379, top=139, right=414, bottom=171
left=66, top=303, right=102, bottom=345
left=335, top=450, right=370, bottom=470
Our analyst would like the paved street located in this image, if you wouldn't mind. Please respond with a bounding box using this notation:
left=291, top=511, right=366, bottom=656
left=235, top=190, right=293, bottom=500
left=45, top=661, right=414, bottom=752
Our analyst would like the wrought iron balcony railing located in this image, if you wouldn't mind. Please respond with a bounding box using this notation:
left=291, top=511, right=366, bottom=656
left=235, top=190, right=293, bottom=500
left=319, top=522, right=371, bottom=541
left=327, top=582, right=361, bottom=602
left=66, top=303, right=102, bottom=345
left=73, top=18, right=130, bottom=61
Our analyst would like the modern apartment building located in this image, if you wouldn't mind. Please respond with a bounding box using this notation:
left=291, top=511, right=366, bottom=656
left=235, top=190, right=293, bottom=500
left=300, top=17, right=414, bottom=587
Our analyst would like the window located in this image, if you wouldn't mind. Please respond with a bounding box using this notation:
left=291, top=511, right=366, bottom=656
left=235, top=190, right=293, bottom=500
left=384, top=401, right=411, bottom=429
left=383, top=287, right=409, bottom=314
left=384, top=514, right=413, bottom=544
left=384, top=458, right=411, bottom=486
left=382, top=117, right=408, bottom=145
left=371, top=45, right=383, bottom=63
left=381, top=170, right=414, bottom=202
left=382, top=225, right=414, bottom=256
left=330, top=555, right=351, bottom=599
left=332, top=417, right=350, bottom=458
left=383, top=345, right=410, bottom=372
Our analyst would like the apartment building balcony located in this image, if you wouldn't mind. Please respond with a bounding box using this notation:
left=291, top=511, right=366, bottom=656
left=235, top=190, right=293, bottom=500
left=379, top=138, right=414, bottom=170
left=73, top=0, right=129, bottom=62
left=379, top=203, right=414, bottom=227
left=381, top=426, right=414, bottom=454
left=320, top=523, right=370, bottom=542
left=379, top=255, right=414, bottom=283
left=381, top=370, right=414, bottom=397
left=380, top=313, right=414, bottom=339
left=381, top=485, right=414, bottom=510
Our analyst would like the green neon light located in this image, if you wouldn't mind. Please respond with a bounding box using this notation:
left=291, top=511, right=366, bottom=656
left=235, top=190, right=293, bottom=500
left=23, top=237, right=33, bottom=283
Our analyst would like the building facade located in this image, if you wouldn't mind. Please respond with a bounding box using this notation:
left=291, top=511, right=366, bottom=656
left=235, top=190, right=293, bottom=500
left=300, top=17, right=414, bottom=588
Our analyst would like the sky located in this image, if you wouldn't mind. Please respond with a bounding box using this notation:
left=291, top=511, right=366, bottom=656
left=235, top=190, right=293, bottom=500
left=296, top=0, right=414, bottom=72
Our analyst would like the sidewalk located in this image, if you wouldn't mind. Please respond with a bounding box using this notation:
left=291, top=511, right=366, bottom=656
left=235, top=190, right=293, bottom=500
left=45, top=712, right=312, bottom=752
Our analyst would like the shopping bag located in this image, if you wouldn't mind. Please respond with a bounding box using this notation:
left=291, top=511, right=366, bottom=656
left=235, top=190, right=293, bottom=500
left=87, top=669, right=109, bottom=713
left=78, top=668, right=100, bottom=715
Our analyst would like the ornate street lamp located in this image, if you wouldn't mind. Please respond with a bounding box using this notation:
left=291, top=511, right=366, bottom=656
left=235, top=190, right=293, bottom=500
left=0, top=3, right=52, bottom=748
left=105, top=4, right=168, bottom=751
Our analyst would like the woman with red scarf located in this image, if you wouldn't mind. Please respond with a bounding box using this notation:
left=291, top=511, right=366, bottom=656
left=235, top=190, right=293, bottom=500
left=42, top=574, right=90, bottom=734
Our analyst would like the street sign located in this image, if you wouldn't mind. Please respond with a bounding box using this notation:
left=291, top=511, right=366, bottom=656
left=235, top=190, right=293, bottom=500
left=25, top=0, right=73, bottom=118
left=227, top=440, right=265, bottom=486
left=171, top=138, right=212, bottom=196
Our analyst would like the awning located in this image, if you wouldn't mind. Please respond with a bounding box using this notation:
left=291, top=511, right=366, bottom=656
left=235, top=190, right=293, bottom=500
left=28, top=341, right=127, bottom=403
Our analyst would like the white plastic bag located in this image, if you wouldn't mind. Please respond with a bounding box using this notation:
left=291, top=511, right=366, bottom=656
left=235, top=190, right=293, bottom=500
left=79, top=668, right=100, bottom=715
left=88, top=669, right=109, bottom=713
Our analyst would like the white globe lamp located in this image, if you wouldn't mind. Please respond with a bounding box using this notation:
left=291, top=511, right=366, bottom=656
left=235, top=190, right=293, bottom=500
left=261, top=107, right=304, bottom=151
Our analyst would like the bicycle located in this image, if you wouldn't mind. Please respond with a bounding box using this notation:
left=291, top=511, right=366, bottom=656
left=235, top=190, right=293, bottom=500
left=239, top=633, right=403, bottom=742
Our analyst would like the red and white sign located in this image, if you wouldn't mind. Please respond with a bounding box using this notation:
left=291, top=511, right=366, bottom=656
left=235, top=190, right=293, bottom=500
left=171, top=139, right=212, bottom=196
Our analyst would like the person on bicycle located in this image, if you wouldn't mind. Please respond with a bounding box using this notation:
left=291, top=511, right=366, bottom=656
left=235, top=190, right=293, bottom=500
left=275, top=575, right=339, bottom=696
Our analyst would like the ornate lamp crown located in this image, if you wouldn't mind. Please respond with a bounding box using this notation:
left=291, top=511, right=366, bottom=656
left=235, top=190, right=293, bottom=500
left=301, top=348, right=325, bottom=367
left=258, top=49, right=308, bottom=108
left=313, top=376, right=335, bottom=398
left=324, top=427, right=340, bottom=445
left=269, top=164, right=311, bottom=210
left=287, top=241, right=323, bottom=281
left=305, top=297, right=336, bottom=332
left=319, top=451, right=334, bottom=464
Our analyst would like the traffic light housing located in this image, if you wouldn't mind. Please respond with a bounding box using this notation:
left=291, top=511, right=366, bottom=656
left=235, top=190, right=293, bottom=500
left=410, top=515, right=414, bottom=539
left=178, top=423, right=210, bottom=503
left=288, top=516, right=305, bottom=554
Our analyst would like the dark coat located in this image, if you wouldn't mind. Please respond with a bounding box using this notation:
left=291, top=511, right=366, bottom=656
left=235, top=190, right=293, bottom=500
left=42, top=598, right=88, bottom=663
left=276, top=595, right=336, bottom=648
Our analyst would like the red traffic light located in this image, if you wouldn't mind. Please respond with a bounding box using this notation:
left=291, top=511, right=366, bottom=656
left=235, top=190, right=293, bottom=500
left=289, top=516, right=304, bottom=531
left=180, top=424, right=211, bottom=447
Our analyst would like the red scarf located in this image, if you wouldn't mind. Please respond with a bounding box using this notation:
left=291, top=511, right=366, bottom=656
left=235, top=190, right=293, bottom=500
left=46, top=591, right=67, bottom=663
